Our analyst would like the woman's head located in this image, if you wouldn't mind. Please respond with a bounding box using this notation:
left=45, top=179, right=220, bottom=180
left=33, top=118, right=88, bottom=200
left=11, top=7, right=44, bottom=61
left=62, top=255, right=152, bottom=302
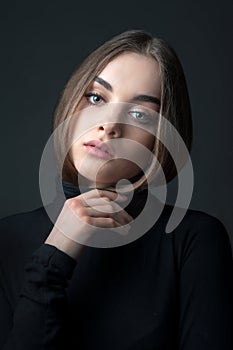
left=53, top=30, right=192, bottom=189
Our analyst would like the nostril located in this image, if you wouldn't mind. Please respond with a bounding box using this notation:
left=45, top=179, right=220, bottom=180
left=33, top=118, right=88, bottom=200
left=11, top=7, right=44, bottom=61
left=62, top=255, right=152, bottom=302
left=98, top=126, right=104, bottom=130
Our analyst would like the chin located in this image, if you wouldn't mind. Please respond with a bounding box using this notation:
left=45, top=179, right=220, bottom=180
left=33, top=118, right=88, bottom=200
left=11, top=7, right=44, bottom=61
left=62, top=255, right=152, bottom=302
left=75, top=159, right=142, bottom=186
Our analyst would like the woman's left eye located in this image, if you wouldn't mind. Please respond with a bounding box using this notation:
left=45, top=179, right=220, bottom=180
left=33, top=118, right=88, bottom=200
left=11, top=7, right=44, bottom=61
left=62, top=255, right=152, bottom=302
left=128, top=111, right=151, bottom=123
left=85, top=93, right=104, bottom=105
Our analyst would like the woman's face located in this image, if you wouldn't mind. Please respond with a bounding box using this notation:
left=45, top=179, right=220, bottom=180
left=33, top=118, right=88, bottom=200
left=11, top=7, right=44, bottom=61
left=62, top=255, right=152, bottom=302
left=70, top=52, right=161, bottom=187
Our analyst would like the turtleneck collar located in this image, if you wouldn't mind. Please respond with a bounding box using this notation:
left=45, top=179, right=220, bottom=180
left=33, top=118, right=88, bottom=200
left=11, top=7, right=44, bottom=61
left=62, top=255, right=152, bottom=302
left=62, top=180, right=81, bottom=199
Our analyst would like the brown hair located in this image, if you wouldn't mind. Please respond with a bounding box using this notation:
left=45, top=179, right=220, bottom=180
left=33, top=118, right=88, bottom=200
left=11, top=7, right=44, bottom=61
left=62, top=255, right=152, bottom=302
left=53, top=30, right=192, bottom=188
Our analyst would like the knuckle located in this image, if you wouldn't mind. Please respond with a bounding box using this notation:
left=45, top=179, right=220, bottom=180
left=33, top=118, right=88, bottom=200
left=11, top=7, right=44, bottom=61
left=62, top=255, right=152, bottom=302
left=77, top=207, right=86, bottom=217
left=108, top=217, right=115, bottom=226
left=65, top=198, right=76, bottom=209
left=97, top=189, right=104, bottom=198
left=98, top=190, right=108, bottom=199
left=83, top=216, right=92, bottom=225
left=65, top=198, right=84, bottom=214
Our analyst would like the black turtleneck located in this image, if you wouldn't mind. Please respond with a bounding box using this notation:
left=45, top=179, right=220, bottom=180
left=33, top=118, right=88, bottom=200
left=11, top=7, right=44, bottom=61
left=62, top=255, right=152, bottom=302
left=0, top=181, right=233, bottom=349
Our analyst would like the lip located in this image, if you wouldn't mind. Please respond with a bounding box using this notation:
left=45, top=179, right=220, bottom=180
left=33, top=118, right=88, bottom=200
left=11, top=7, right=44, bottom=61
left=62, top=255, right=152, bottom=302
left=83, top=140, right=114, bottom=160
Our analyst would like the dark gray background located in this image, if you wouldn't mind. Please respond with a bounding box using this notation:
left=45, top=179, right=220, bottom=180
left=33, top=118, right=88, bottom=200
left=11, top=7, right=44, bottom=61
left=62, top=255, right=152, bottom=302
left=1, top=1, right=232, bottom=246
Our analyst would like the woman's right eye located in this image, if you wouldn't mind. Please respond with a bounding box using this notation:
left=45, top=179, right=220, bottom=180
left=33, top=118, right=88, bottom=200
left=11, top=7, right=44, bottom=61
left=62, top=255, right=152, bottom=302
left=85, top=92, right=104, bottom=105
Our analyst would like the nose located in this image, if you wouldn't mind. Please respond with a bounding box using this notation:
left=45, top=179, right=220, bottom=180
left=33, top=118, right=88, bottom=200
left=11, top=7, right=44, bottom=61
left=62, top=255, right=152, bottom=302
left=98, top=122, right=122, bottom=139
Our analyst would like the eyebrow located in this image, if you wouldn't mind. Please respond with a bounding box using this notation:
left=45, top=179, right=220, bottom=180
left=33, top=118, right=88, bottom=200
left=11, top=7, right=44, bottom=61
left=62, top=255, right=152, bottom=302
left=94, top=76, right=161, bottom=107
left=94, top=76, right=113, bottom=92
left=132, top=94, right=160, bottom=106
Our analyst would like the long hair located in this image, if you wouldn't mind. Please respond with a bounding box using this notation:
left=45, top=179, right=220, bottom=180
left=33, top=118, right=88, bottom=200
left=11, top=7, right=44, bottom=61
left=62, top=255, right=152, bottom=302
left=53, top=30, right=192, bottom=188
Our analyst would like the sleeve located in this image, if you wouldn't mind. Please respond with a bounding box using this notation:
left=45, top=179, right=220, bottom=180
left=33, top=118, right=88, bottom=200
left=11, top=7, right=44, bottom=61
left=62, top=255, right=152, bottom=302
left=178, top=216, right=233, bottom=350
left=0, top=244, right=76, bottom=350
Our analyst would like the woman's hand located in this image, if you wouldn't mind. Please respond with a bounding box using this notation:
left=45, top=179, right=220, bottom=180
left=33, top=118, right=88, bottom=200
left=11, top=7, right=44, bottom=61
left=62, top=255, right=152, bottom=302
left=45, top=189, right=132, bottom=260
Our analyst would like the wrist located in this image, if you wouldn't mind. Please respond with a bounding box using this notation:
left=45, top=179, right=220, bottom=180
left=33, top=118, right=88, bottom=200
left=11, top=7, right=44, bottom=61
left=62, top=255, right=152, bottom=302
left=45, top=226, right=84, bottom=261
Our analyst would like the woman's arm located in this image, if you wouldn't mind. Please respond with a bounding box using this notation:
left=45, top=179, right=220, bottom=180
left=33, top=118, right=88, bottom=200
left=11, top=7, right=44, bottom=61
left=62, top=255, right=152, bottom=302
left=0, top=244, right=76, bottom=350
left=178, top=215, right=233, bottom=349
left=0, top=189, right=131, bottom=349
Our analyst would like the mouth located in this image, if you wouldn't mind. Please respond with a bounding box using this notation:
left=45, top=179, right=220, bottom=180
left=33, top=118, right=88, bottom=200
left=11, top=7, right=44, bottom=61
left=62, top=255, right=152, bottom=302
left=83, top=140, right=114, bottom=160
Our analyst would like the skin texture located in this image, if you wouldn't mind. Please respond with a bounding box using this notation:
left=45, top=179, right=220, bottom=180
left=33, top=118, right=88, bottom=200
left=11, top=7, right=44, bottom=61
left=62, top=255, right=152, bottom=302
left=45, top=52, right=161, bottom=260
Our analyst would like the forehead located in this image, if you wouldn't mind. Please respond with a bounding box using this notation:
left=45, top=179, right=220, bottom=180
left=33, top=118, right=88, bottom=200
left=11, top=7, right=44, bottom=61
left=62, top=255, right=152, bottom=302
left=98, top=52, right=161, bottom=96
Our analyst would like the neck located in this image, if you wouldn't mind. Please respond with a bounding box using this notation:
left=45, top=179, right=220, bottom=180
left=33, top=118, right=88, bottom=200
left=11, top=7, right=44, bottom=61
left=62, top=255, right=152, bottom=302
left=74, top=170, right=146, bottom=192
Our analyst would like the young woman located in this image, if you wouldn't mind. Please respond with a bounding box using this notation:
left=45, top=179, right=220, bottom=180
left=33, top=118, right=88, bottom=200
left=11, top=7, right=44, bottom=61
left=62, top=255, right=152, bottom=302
left=0, top=30, right=232, bottom=350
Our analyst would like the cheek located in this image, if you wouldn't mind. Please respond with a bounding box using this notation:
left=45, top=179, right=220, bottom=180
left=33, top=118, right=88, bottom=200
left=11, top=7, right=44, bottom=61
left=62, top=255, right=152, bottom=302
left=145, top=135, right=155, bottom=150
left=70, top=144, right=77, bottom=161
left=125, top=125, right=154, bottom=150
left=133, top=132, right=155, bottom=151
left=69, top=142, right=83, bottom=168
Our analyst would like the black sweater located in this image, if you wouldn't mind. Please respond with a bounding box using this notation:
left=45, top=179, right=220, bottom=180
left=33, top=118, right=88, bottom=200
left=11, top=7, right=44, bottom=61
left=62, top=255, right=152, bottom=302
left=0, top=183, right=233, bottom=349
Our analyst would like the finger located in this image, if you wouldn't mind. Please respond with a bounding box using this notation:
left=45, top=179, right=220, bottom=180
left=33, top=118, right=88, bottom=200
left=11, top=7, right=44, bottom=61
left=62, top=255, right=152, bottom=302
left=80, top=189, right=128, bottom=203
left=83, top=199, right=133, bottom=222
left=84, top=205, right=133, bottom=224
left=80, top=193, right=128, bottom=209
left=114, top=210, right=133, bottom=226
left=97, top=189, right=128, bottom=202
left=88, top=217, right=131, bottom=236
left=80, top=198, right=112, bottom=207
left=81, top=197, right=126, bottom=209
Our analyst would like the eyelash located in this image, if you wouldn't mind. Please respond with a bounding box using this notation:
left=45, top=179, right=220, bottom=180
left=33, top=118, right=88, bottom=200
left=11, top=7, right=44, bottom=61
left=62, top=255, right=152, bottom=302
left=128, top=111, right=153, bottom=123
left=84, top=92, right=105, bottom=106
